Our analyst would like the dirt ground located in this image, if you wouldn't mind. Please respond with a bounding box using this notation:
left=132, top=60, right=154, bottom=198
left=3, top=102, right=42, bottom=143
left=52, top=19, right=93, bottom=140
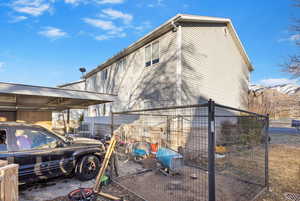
left=115, top=166, right=263, bottom=201
left=255, top=132, right=300, bottom=201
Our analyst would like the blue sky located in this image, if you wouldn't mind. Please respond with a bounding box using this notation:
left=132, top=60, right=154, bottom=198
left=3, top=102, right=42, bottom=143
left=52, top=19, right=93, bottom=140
left=0, top=0, right=299, bottom=87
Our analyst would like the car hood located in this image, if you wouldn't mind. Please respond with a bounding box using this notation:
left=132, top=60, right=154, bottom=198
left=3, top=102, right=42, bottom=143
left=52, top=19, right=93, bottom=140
left=70, top=137, right=102, bottom=145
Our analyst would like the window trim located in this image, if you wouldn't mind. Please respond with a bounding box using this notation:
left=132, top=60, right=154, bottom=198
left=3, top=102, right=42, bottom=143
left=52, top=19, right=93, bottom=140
left=145, top=44, right=152, bottom=67
left=101, top=69, right=108, bottom=81
left=92, top=74, right=97, bottom=90
left=145, top=40, right=160, bottom=67
left=116, top=57, right=127, bottom=73
left=152, top=40, right=160, bottom=65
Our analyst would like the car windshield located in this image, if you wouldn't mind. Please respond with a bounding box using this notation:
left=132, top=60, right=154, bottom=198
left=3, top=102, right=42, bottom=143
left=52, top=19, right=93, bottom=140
left=42, top=128, right=67, bottom=142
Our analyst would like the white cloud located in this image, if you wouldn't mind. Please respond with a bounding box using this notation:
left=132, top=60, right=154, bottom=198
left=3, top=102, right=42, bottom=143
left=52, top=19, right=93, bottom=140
left=10, top=15, right=28, bottom=23
left=290, top=34, right=300, bottom=41
left=96, top=0, right=124, bottom=4
left=83, top=18, right=127, bottom=40
left=95, top=32, right=126, bottom=40
left=63, top=0, right=124, bottom=5
left=148, top=0, right=164, bottom=7
left=101, top=8, right=133, bottom=24
left=64, top=0, right=81, bottom=5
left=83, top=18, right=122, bottom=32
left=134, top=21, right=151, bottom=32
left=11, top=0, right=51, bottom=16
left=0, top=62, right=4, bottom=69
left=278, top=34, right=300, bottom=43
left=258, top=78, right=298, bottom=87
left=38, top=27, right=67, bottom=39
left=183, top=4, right=189, bottom=9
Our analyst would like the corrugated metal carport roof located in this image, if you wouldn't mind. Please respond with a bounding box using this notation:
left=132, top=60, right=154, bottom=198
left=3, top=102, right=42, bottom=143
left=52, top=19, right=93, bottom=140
left=0, top=82, right=117, bottom=111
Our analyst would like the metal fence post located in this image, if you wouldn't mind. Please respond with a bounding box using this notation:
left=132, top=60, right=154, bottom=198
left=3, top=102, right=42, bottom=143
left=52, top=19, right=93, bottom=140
left=111, top=112, right=114, bottom=138
left=265, top=114, right=270, bottom=191
left=208, top=99, right=216, bottom=201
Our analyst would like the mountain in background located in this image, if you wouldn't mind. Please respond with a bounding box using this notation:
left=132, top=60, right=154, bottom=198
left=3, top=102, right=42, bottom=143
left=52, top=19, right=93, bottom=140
left=249, top=83, right=300, bottom=119
left=250, top=83, right=300, bottom=96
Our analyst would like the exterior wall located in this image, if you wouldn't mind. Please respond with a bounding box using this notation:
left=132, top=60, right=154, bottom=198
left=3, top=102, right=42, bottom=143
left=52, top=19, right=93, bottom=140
left=0, top=112, right=16, bottom=122
left=17, top=111, right=52, bottom=129
left=181, top=22, right=250, bottom=109
left=85, top=21, right=250, bottom=116
left=0, top=110, right=52, bottom=129
left=86, top=29, right=178, bottom=115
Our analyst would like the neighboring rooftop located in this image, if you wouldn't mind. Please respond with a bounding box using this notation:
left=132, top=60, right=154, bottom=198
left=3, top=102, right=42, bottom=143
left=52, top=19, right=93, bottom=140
left=0, top=82, right=117, bottom=111
left=57, top=80, right=85, bottom=88
left=84, top=14, right=253, bottom=78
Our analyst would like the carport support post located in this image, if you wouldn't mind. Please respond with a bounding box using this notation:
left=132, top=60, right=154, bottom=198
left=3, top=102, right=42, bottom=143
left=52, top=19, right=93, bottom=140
left=265, top=114, right=270, bottom=191
left=208, top=99, right=216, bottom=201
left=66, top=109, right=70, bottom=134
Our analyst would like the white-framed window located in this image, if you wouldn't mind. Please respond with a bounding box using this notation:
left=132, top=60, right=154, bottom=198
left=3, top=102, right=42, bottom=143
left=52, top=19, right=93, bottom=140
left=101, top=69, right=108, bottom=81
left=145, top=40, right=160, bottom=67
left=152, top=41, right=159, bottom=64
left=145, top=45, right=151, bottom=67
left=116, top=57, right=127, bottom=73
left=88, top=74, right=97, bottom=91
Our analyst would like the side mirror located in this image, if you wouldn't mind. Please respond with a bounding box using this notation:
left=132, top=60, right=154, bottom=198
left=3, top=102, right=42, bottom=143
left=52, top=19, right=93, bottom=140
left=56, top=141, right=65, bottom=148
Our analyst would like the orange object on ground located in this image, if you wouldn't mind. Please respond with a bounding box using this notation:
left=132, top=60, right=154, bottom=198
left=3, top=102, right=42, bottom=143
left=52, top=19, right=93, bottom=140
left=150, top=143, right=158, bottom=154
left=215, top=145, right=227, bottom=153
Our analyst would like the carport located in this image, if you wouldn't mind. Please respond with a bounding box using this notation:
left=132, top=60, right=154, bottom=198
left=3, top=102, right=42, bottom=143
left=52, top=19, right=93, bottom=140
left=0, top=82, right=116, bottom=129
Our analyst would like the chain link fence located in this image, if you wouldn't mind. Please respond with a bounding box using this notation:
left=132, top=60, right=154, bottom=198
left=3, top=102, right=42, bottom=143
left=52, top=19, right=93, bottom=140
left=103, top=100, right=269, bottom=201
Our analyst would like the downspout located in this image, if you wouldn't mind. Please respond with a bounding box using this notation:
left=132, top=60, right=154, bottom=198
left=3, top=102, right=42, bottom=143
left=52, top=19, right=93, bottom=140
left=175, top=21, right=182, bottom=106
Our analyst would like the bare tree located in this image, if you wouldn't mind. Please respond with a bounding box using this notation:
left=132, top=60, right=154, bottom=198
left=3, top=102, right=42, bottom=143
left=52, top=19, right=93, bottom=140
left=283, top=0, right=300, bottom=76
left=248, top=90, right=276, bottom=117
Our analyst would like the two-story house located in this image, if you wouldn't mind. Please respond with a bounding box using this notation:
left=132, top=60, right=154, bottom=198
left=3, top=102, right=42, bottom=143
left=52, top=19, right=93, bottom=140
left=71, top=14, right=253, bottom=116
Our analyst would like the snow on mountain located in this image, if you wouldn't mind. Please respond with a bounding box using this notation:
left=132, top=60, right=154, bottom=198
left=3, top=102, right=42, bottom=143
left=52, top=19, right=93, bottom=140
left=250, top=84, right=300, bottom=95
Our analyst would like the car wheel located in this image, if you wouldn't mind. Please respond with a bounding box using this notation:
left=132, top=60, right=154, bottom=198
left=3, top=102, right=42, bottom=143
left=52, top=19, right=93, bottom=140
left=75, top=155, right=100, bottom=181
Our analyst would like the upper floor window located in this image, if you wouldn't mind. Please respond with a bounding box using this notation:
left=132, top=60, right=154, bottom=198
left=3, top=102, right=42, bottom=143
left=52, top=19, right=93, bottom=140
left=88, top=75, right=97, bottom=91
left=145, top=45, right=151, bottom=67
left=116, top=57, right=127, bottom=73
left=101, top=69, right=108, bottom=81
left=152, top=41, right=159, bottom=64
left=145, top=41, right=159, bottom=67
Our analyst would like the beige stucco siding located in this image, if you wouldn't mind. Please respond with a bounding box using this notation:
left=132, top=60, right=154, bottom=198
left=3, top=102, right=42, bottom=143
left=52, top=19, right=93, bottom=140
left=181, top=22, right=249, bottom=109
left=86, top=29, right=178, bottom=113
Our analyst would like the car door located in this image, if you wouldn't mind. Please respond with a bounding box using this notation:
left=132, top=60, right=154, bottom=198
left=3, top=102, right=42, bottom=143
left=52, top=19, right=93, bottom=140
left=0, top=127, right=15, bottom=167
left=0, top=126, right=37, bottom=183
left=39, top=129, right=75, bottom=177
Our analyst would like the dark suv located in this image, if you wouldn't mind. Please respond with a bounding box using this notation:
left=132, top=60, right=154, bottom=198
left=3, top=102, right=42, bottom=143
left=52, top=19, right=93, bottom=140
left=0, top=122, right=105, bottom=183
